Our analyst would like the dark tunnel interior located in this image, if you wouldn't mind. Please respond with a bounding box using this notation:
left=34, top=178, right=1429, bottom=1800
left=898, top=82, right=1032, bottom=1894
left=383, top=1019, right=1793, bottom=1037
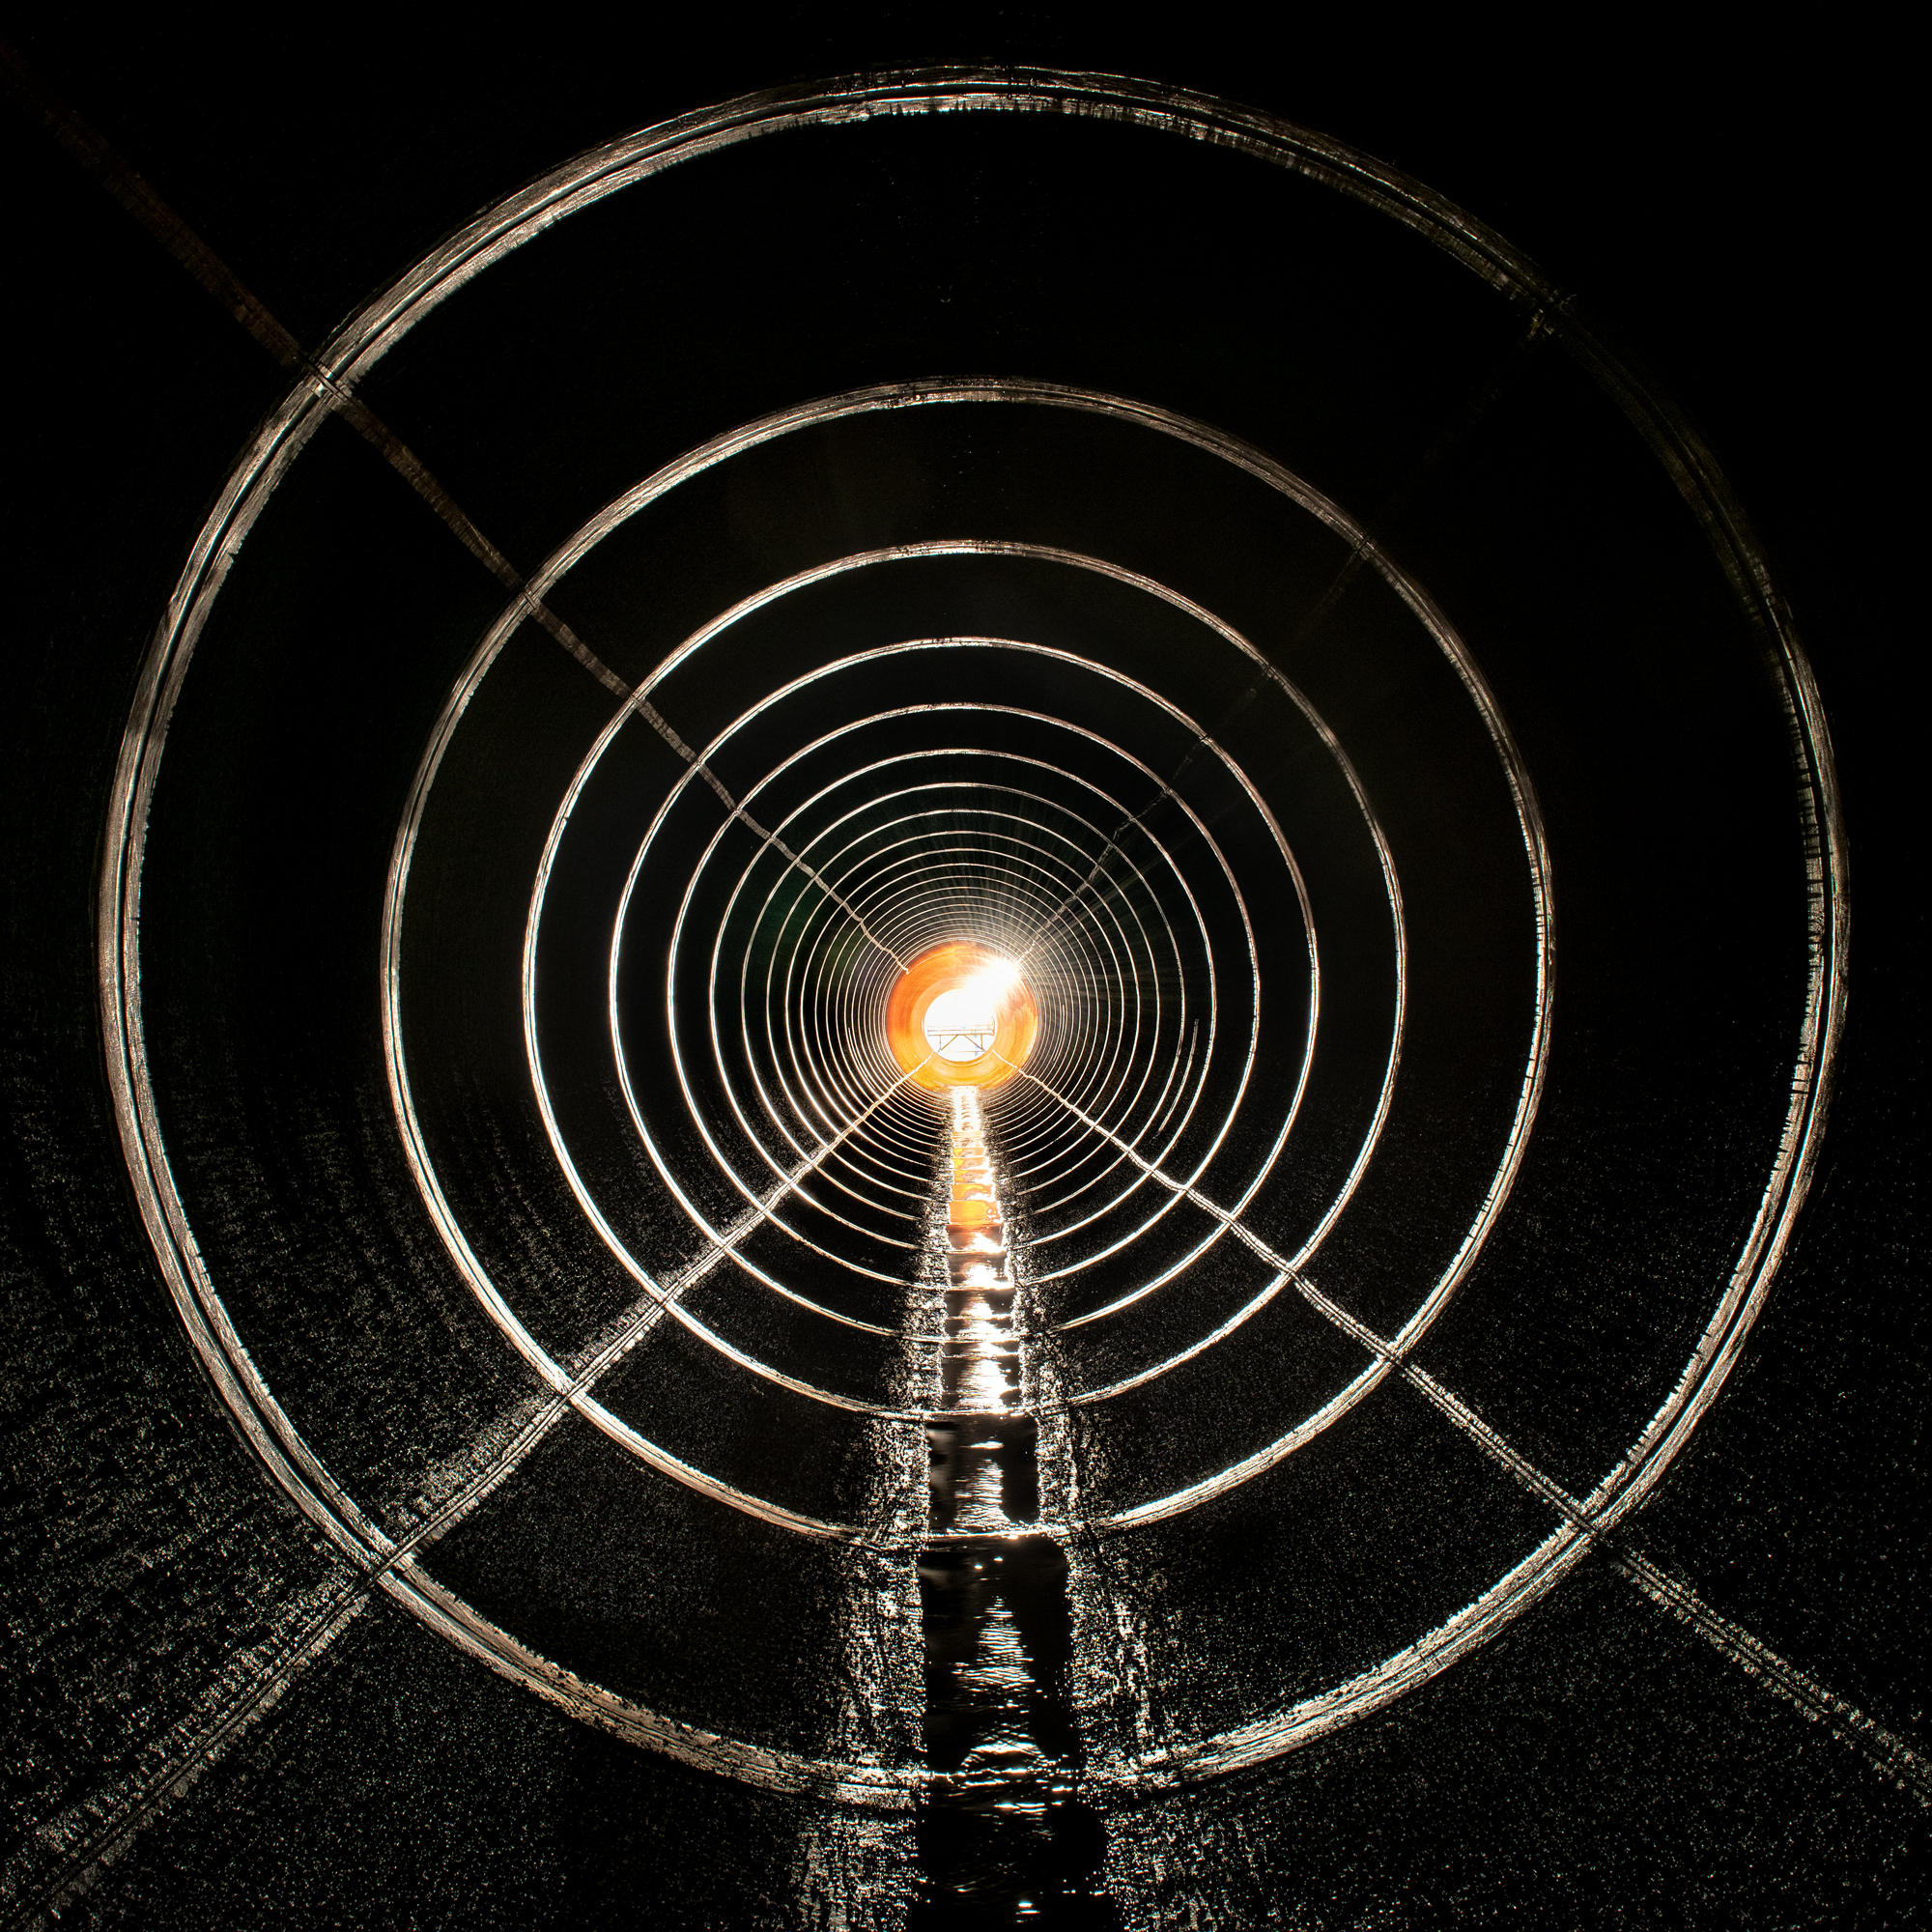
left=2, top=17, right=1925, bottom=1929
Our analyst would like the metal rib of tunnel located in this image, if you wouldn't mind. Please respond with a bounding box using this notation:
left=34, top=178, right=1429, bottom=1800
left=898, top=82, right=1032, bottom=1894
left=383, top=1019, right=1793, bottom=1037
left=96, top=63, right=1844, bottom=1925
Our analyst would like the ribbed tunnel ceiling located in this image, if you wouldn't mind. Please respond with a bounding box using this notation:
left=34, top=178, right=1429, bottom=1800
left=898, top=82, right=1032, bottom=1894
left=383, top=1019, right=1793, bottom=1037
left=6, top=36, right=1925, bottom=1931
left=99, top=55, right=1839, bottom=1865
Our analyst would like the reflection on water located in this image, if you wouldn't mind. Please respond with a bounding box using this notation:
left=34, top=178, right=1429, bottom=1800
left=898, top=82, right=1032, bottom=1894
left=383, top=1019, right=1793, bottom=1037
left=913, top=1091, right=1120, bottom=1928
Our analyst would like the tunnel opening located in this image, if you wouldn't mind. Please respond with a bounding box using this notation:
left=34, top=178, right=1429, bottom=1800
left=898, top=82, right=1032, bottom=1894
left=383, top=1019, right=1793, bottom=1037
left=888, top=942, right=1039, bottom=1093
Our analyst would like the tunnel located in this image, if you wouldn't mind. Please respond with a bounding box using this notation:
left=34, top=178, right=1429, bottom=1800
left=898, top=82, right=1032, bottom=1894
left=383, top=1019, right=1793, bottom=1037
left=3, top=22, right=1925, bottom=1930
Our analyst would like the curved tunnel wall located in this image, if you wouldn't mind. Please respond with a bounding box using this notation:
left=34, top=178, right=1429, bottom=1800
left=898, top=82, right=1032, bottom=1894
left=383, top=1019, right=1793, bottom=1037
left=110, top=62, right=1833, bottom=1798
left=10, top=45, right=1918, bottom=1932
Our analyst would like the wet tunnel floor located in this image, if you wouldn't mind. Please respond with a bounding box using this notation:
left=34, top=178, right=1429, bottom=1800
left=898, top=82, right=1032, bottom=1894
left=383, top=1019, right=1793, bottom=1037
left=910, top=1090, right=1120, bottom=1928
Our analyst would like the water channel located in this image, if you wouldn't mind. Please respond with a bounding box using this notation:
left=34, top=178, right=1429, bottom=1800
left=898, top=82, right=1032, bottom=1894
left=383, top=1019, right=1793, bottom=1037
left=910, top=1088, right=1119, bottom=1928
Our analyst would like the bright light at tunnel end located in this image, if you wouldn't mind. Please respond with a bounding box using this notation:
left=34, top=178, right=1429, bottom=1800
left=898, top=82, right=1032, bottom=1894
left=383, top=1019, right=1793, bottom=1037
left=885, top=942, right=1038, bottom=1092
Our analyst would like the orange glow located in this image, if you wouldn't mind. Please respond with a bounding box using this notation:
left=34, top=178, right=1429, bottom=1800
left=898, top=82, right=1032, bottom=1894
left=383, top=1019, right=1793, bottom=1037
left=885, top=942, right=1037, bottom=1093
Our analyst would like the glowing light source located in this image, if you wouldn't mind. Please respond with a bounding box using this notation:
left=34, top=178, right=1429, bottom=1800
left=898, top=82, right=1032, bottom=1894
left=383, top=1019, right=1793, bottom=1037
left=885, top=943, right=1037, bottom=1092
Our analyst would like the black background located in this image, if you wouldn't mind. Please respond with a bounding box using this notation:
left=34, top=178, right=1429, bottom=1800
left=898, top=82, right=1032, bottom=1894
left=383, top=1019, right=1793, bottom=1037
left=3, top=9, right=1924, bottom=1925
